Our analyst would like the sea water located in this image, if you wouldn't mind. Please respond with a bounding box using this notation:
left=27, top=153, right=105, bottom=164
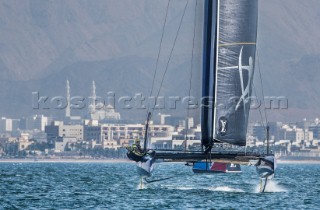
left=0, top=162, right=319, bottom=209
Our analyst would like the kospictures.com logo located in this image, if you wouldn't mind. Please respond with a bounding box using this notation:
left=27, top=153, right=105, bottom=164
left=32, top=91, right=288, bottom=111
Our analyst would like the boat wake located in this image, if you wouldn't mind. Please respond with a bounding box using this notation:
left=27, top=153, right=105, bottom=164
left=161, top=185, right=244, bottom=193
left=254, top=180, right=287, bottom=193
left=162, top=185, right=196, bottom=191
left=137, top=178, right=147, bottom=190
left=208, top=186, right=245, bottom=193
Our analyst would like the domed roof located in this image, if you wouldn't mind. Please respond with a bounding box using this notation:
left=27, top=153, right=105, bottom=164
left=106, top=104, right=114, bottom=109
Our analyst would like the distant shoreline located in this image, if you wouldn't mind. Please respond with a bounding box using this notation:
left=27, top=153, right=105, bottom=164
left=0, top=158, right=131, bottom=163
left=277, top=159, right=320, bottom=164
left=1, top=158, right=320, bottom=164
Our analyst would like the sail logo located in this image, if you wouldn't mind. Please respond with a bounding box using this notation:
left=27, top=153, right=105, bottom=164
left=218, top=46, right=254, bottom=120
left=218, top=116, right=228, bottom=136
left=235, top=46, right=254, bottom=112
left=230, top=163, right=236, bottom=168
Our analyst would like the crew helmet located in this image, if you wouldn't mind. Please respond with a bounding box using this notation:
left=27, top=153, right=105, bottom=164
left=135, top=138, right=140, bottom=144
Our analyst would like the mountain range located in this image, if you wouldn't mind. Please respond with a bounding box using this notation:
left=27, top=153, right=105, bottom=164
left=0, top=0, right=319, bottom=122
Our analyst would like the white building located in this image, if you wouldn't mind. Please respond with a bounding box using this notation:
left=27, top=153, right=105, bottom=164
left=45, top=121, right=83, bottom=143
left=0, top=117, right=12, bottom=132
left=187, top=117, right=194, bottom=129
left=54, top=137, right=77, bottom=152
left=18, top=133, right=32, bottom=151
left=158, top=114, right=171, bottom=125
left=304, top=129, right=313, bottom=141
left=84, top=123, right=174, bottom=149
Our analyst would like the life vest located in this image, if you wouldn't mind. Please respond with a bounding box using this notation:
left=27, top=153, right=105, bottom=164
left=131, top=144, right=145, bottom=156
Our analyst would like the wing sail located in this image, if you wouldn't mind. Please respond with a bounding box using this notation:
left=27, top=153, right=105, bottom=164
left=213, top=0, right=258, bottom=146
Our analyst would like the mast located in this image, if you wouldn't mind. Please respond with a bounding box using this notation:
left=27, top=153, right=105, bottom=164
left=144, top=112, right=152, bottom=151
left=201, top=0, right=218, bottom=152
left=266, top=125, right=270, bottom=155
left=212, top=0, right=220, bottom=143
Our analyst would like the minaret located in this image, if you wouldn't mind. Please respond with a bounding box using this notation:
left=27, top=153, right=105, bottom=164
left=66, top=80, right=71, bottom=118
left=91, top=80, right=96, bottom=113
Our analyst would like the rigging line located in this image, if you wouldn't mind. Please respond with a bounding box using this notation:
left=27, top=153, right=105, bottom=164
left=143, top=0, right=171, bottom=149
left=146, top=0, right=171, bottom=118
left=256, top=49, right=269, bottom=127
left=152, top=0, right=190, bottom=115
left=253, top=83, right=266, bottom=129
left=149, top=0, right=171, bottom=99
left=185, top=0, right=198, bottom=152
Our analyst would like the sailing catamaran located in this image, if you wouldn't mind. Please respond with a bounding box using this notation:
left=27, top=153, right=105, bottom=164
left=126, top=0, right=275, bottom=192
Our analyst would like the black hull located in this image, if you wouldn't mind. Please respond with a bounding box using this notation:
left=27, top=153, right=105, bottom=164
left=256, top=155, right=275, bottom=178
left=154, top=151, right=264, bottom=165
left=192, top=169, right=226, bottom=174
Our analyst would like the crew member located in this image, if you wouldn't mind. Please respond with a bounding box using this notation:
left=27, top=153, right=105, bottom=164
left=131, top=138, right=145, bottom=156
